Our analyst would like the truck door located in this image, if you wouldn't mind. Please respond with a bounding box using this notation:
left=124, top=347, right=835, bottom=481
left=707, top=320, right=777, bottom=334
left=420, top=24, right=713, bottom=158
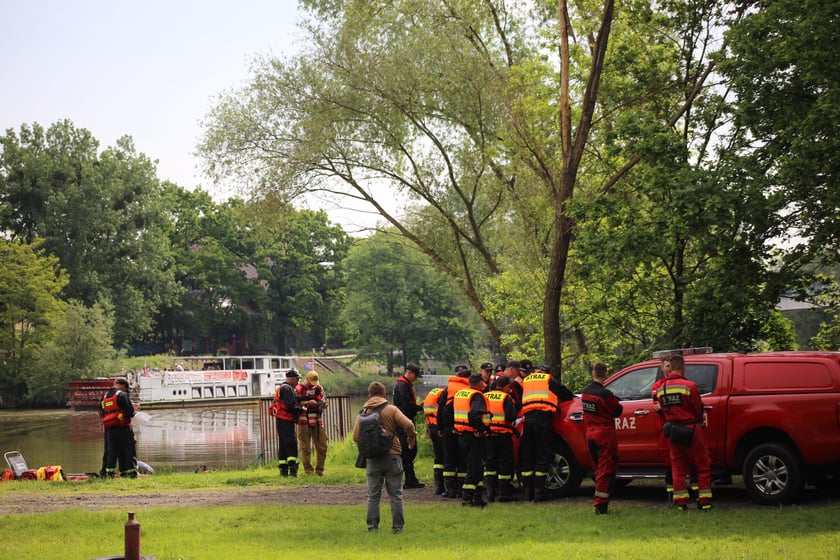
left=685, top=362, right=725, bottom=465
left=604, top=365, right=662, bottom=464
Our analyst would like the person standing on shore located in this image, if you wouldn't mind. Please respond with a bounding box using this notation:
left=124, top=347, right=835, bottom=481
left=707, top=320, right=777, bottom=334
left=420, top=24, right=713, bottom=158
left=353, top=381, right=417, bottom=534
left=581, top=362, right=623, bottom=514
left=393, top=364, right=425, bottom=488
left=101, top=377, right=137, bottom=478
left=296, top=371, right=328, bottom=476
left=272, top=369, right=303, bottom=477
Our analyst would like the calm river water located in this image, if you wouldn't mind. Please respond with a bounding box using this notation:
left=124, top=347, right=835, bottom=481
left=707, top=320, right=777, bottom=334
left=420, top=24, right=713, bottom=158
left=1, top=405, right=273, bottom=474
left=0, top=394, right=390, bottom=474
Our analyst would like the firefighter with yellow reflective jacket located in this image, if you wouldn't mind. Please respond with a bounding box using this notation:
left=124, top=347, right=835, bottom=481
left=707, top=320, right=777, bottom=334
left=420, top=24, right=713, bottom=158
left=519, top=365, right=573, bottom=502
left=422, top=386, right=445, bottom=494
left=453, top=373, right=491, bottom=508
left=483, top=375, right=518, bottom=502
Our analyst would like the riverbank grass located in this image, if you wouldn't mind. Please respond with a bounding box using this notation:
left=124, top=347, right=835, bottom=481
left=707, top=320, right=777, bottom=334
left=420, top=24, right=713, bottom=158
left=2, top=499, right=839, bottom=560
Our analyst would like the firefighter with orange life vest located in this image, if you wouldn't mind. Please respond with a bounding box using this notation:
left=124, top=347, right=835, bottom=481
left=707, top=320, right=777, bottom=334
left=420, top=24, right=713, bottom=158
left=519, top=364, right=573, bottom=502
left=453, top=372, right=491, bottom=508
left=581, top=362, right=623, bottom=514
left=654, top=355, right=713, bottom=511
left=483, top=375, right=518, bottom=502
left=273, top=369, right=304, bottom=477
left=436, top=365, right=471, bottom=498
left=101, top=377, right=137, bottom=478
left=422, top=386, right=445, bottom=494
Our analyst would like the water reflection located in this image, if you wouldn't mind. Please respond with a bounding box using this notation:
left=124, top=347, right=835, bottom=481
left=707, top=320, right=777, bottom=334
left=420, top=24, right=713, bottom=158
left=0, top=406, right=262, bottom=474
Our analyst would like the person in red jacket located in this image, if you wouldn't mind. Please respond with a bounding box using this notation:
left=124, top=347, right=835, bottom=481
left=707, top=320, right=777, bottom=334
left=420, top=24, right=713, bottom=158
left=654, top=355, right=713, bottom=511
left=273, top=369, right=303, bottom=477
left=581, top=362, right=623, bottom=514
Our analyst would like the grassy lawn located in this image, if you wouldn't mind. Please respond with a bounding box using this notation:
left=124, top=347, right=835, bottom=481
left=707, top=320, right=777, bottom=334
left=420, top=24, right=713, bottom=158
left=2, top=459, right=839, bottom=560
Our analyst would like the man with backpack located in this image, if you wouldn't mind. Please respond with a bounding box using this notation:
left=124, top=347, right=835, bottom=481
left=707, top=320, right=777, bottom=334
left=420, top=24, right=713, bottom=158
left=353, top=381, right=417, bottom=534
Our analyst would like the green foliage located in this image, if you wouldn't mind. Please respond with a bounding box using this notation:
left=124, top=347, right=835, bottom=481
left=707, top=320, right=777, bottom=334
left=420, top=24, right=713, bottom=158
left=341, top=234, right=475, bottom=373
left=0, top=238, right=67, bottom=406
left=27, top=300, right=122, bottom=405
left=718, top=0, right=840, bottom=266
left=0, top=121, right=179, bottom=345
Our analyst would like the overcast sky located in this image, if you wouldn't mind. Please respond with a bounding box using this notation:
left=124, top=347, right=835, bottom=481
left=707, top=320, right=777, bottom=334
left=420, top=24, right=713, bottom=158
left=1, top=1, right=386, bottom=231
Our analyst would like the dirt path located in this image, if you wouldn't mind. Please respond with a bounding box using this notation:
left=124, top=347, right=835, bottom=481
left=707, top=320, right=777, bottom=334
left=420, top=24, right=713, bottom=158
left=3, top=482, right=835, bottom=515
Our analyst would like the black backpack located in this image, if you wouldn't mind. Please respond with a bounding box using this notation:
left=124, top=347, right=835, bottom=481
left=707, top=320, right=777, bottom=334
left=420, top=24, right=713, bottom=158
left=356, top=403, right=394, bottom=458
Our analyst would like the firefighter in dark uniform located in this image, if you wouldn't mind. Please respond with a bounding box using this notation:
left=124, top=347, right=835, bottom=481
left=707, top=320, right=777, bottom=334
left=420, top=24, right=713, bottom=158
left=483, top=375, right=518, bottom=502
left=654, top=354, right=713, bottom=510
left=422, top=386, right=445, bottom=494
left=393, top=364, right=425, bottom=488
left=274, top=369, right=303, bottom=477
left=101, top=377, right=137, bottom=478
left=436, top=366, right=471, bottom=498
left=519, top=364, right=573, bottom=502
left=582, top=362, right=623, bottom=514
left=453, top=372, right=491, bottom=507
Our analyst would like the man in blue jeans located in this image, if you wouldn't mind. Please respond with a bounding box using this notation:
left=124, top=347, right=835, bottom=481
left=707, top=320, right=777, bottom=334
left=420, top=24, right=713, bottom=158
left=353, top=381, right=418, bottom=534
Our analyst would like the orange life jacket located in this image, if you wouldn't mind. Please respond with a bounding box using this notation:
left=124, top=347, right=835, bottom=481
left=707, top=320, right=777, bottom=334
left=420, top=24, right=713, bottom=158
left=484, top=390, right=514, bottom=434
left=423, top=387, right=443, bottom=426
left=521, top=373, right=558, bottom=414
left=101, top=391, right=130, bottom=428
left=453, top=388, right=487, bottom=433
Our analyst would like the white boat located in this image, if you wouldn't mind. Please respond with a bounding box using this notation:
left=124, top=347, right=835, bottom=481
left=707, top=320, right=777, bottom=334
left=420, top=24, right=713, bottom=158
left=133, top=355, right=298, bottom=408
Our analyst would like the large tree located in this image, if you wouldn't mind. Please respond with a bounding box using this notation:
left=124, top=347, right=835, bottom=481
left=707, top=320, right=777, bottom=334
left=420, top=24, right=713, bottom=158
left=341, top=233, right=475, bottom=373
left=718, top=0, right=840, bottom=266
left=0, top=238, right=67, bottom=406
left=199, top=0, right=714, bottom=370
left=0, top=121, right=179, bottom=345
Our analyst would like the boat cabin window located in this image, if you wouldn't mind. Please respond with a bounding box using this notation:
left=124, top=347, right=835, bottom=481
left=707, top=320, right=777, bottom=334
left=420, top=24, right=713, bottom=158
left=241, top=358, right=256, bottom=370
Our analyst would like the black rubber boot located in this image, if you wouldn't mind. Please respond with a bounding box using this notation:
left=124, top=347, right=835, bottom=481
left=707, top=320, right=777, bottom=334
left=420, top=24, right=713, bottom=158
left=533, top=476, right=548, bottom=502
left=485, top=475, right=498, bottom=503
left=278, top=463, right=288, bottom=477
left=461, top=488, right=475, bottom=507
left=522, top=475, right=534, bottom=502
left=472, top=487, right=488, bottom=508
left=433, top=469, right=445, bottom=495
left=595, top=503, right=609, bottom=515
left=498, top=480, right=516, bottom=502
left=288, top=461, right=298, bottom=478
left=442, top=476, right=458, bottom=499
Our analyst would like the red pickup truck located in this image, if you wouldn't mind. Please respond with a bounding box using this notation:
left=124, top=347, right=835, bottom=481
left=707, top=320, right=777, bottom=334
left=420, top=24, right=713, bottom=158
left=545, top=350, right=840, bottom=504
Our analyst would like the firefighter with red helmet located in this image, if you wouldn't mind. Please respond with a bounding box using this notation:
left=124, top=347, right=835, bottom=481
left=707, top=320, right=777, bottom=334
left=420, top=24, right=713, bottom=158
left=654, top=354, right=713, bottom=511
left=581, top=362, right=623, bottom=514
left=453, top=372, right=491, bottom=507
left=483, top=375, right=518, bottom=502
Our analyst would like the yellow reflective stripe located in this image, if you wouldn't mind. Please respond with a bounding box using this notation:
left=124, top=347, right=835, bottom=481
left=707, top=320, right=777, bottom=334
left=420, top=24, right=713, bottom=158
left=655, top=386, right=692, bottom=398
left=594, top=491, right=610, bottom=498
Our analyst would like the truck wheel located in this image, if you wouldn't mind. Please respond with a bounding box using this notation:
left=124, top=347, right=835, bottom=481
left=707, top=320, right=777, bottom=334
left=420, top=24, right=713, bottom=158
left=743, top=443, right=803, bottom=505
left=544, top=440, right=583, bottom=497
